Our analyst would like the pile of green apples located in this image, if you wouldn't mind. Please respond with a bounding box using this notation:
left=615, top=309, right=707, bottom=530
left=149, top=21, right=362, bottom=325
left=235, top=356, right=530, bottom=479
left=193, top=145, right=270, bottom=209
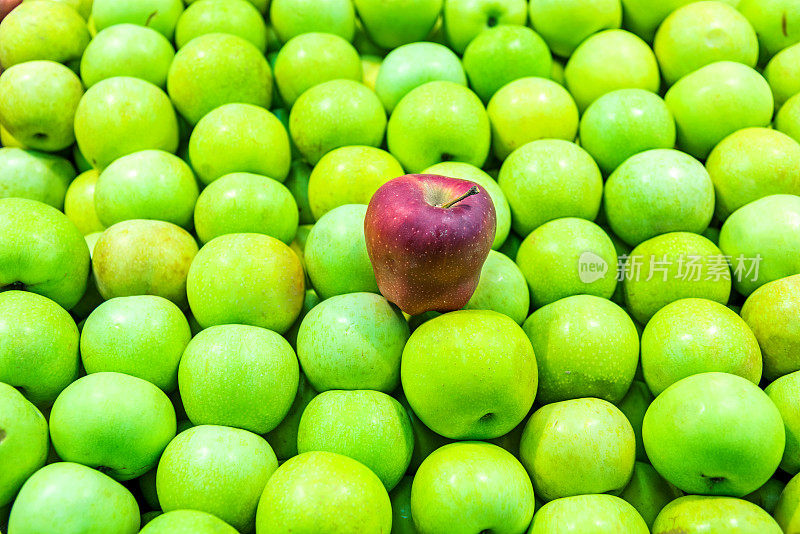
left=2, top=0, right=800, bottom=532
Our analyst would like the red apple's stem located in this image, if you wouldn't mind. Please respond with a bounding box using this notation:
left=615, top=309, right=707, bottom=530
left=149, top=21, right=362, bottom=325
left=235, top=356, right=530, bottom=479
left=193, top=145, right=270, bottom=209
left=439, top=186, right=479, bottom=209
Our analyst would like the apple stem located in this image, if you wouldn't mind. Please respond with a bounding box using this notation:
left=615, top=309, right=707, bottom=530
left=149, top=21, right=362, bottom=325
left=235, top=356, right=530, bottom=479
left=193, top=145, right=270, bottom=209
left=440, top=186, right=479, bottom=209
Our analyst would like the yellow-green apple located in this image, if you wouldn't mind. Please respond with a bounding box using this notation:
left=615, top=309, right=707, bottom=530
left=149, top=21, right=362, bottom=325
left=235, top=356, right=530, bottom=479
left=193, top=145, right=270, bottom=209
left=157, top=425, right=278, bottom=533
left=74, top=76, right=179, bottom=169
left=189, top=103, right=290, bottom=185
left=269, top=0, right=355, bottom=43
left=774, top=472, right=800, bottom=531
left=289, top=79, right=386, bottom=165
left=738, top=0, right=800, bottom=62
left=765, top=371, right=800, bottom=474
left=194, top=172, right=298, bottom=245
left=401, top=310, right=536, bottom=439
left=620, top=462, right=682, bottom=528
left=0, top=198, right=89, bottom=309
left=175, top=0, right=266, bottom=51
left=50, top=372, right=176, bottom=480
left=652, top=495, right=782, bottom=534
left=91, top=0, right=183, bottom=39
left=186, top=0, right=266, bottom=13
left=167, top=34, right=271, bottom=125
left=297, top=389, right=413, bottom=490
left=274, top=32, right=361, bottom=107
left=297, top=292, right=408, bottom=392
left=354, top=0, right=441, bottom=49
left=765, top=43, right=800, bottom=109
left=264, top=373, right=317, bottom=460
left=443, top=0, right=527, bottom=54
left=0, top=382, right=48, bottom=506
left=365, top=174, right=495, bottom=314
left=0, top=148, right=74, bottom=209
left=387, top=81, right=490, bottom=173
left=186, top=232, right=304, bottom=333
left=80, top=24, right=174, bottom=88
left=643, top=372, right=785, bottom=496
left=80, top=295, right=191, bottom=391
left=0, top=61, right=83, bottom=151
left=463, top=250, right=529, bottom=324
left=140, top=510, right=237, bottom=534
left=618, top=381, right=654, bottom=462
left=178, top=324, right=299, bottom=434
left=8, top=462, right=140, bottom=534
left=522, top=295, right=638, bottom=404
left=520, top=397, right=636, bottom=501
left=530, top=494, right=648, bottom=533
left=411, top=442, right=534, bottom=534
left=641, top=298, right=762, bottom=396
left=255, top=451, right=391, bottom=533
left=529, top=0, right=621, bottom=57
left=92, top=219, right=198, bottom=307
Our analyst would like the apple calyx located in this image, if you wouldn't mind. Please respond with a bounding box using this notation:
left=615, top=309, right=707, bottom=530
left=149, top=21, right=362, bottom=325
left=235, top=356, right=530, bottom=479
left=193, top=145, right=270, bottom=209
left=439, top=186, right=480, bottom=209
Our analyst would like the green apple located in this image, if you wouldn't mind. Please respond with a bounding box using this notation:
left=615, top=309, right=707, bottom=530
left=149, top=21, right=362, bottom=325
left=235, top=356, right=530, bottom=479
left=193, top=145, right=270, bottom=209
left=643, top=372, right=785, bottom=496
left=194, top=172, right=297, bottom=245
left=389, top=476, right=415, bottom=534
left=185, top=0, right=267, bottom=12
left=0, top=60, right=83, bottom=152
left=443, top=0, right=527, bottom=54
left=565, top=29, right=660, bottom=112
left=387, top=81, right=490, bottom=173
left=765, top=43, right=800, bottom=109
left=529, top=0, right=621, bottom=57
left=50, top=372, right=176, bottom=480
left=140, top=510, right=237, bottom=534
left=520, top=397, right=636, bottom=501
left=0, top=148, right=74, bottom=209
left=0, top=382, right=48, bottom=506
left=0, top=1, right=89, bottom=69
left=774, top=472, right=800, bottom=531
left=297, top=292, right=408, bottom=392
left=620, top=462, right=682, bottom=528
left=530, top=494, right=649, bottom=533
left=604, top=149, right=714, bottom=246
left=516, top=218, right=618, bottom=306
left=664, top=61, right=773, bottom=159
left=0, top=198, right=89, bottom=310
left=92, top=0, right=183, bottom=39
left=706, top=128, right=800, bottom=220
left=401, top=310, right=537, bottom=439
left=80, top=295, right=191, bottom=391
left=297, top=389, right=413, bottom=491
left=395, top=392, right=453, bottom=473
left=579, top=89, right=676, bottom=175
left=189, top=104, right=290, bottom=185
left=269, top=0, right=356, bottom=43
left=304, top=204, right=378, bottom=298
left=642, top=298, right=762, bottom=396
left=497, top=139, right=602, bottom=236
left=64, top=170, right=105, bottom=235
left=264, top=373, right=317, bottom=460
left=255, top=451, right=391, bottom=533
left=80, top=24, right=173, bottom=89
left=175, top=0, right=266, bottom=51
left=354, top=0, right=441, bottom=49
left=274, top=33, right=361, bottom=108
left=463, top=25, right=551, bottom=103
left=720, top=194, right=800, bottom=295
left=487, top=76, right=579, bottom=160
left=40, top=0, right=93, bottom=19
left=617, top=380, right=653, bottom=462
left=620, top=0, right=739, bottom=42
left=186, top=232, right=304, bottom=333
left=167, top=33, right=272, bottom=125
left=157, top=425, right=277, bottom=533
left=462, top=250, right=529, bottom=324
left=92, top=219, right=198, bottom=306
left=765, top=371, right=800, bottom=474
left=290, top=79, right=386, bottom=165
left=654, top=1, right=758, bottom=86
left=284, top=160, right=314, bottom=224
left=738, top=0, right=800, bottom=62
left=778, top=93, right=800, bottom=143
left=8, top=462, right=140, bottom=534
left=308, top=146, right=403, bottom=220
left=94, top=149, right=198, bottom=229
left=652, top=495, right=782, bottom=534
left=74, top=76, right=179, bottom=169
left=178, top=324, right=299, bottom=434
left=375, top=42, right=466, bottom=113
left=744, top=478, right=785, bottom=514
left=522, top=294, right=638, bottom=403
left=741, top=274, right=800, bottom=380
left=623, top=232, right=732, bottom=324
left=411, top=442, right=534, bottom=534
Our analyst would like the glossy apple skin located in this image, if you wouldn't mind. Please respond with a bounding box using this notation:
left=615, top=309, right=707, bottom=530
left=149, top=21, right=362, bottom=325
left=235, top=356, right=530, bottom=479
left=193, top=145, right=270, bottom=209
left=364, top=174, right=496, bottom=315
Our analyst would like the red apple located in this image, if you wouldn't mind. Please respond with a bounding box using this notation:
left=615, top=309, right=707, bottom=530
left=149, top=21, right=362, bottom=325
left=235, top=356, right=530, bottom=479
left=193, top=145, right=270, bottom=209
left=364, top=174, right=496, bottom=316
left=0, top=0, right=21, bottom=21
